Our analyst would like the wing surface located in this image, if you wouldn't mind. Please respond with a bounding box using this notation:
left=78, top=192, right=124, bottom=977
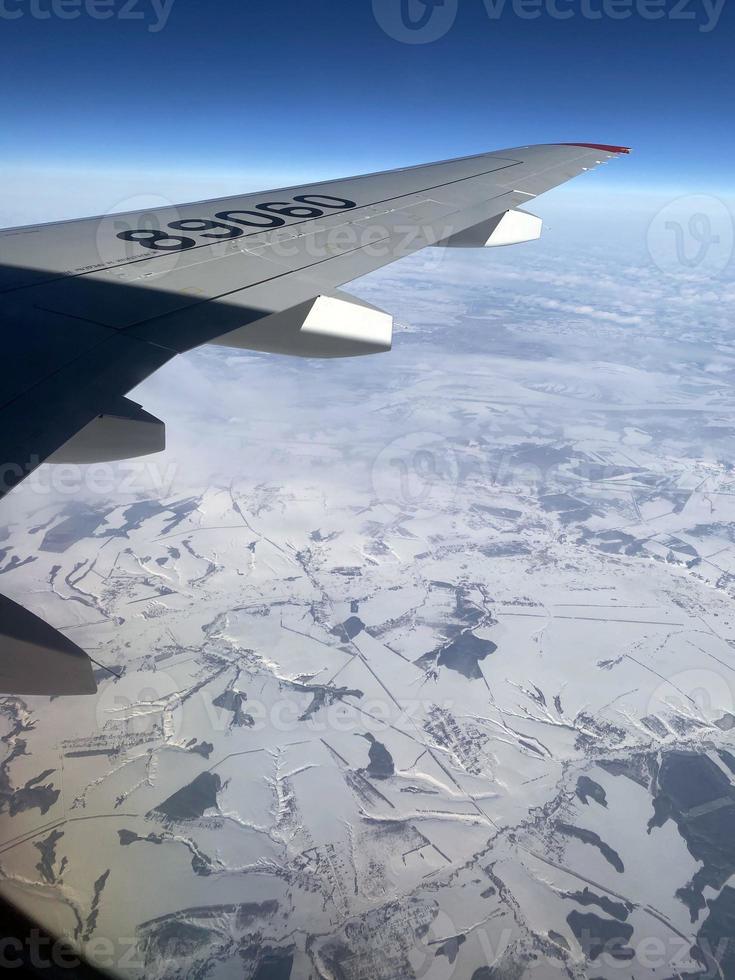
left=0, top=142, right=629, bottom=496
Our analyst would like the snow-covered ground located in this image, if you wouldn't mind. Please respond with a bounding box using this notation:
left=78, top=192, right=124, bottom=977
left=2, top=194, right=735, bottom=978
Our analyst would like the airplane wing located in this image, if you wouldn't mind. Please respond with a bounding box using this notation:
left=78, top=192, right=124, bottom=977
left=0, top=141, right=629, bottom=694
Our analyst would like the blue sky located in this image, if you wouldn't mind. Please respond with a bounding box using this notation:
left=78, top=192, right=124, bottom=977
left=0, top=0, right=732, bottom=223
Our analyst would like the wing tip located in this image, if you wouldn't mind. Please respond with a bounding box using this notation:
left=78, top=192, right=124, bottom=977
left=558, top=142, right=631, bottom=154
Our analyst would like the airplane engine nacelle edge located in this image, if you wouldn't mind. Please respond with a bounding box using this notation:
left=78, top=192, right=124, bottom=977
left=436, top=209, right=543, bottom=248
left=0, top=593, right=96, bottom=696
left=49, top=399, right=166, bottom=464
left=209, top=292, right=393, bottom=358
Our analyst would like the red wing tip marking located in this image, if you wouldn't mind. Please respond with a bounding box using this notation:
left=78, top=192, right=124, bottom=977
left=558, top=142, right=631, bottom=154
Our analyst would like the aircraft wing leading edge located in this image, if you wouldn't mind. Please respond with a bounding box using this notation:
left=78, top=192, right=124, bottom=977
left=0, top=142, right=629, bottom=694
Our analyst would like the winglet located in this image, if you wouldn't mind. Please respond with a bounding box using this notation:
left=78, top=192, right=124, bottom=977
left=558, top=143, right=631, bottom=154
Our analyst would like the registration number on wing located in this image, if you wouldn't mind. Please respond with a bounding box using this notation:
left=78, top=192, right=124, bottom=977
left=115, top=194, right=357, bottom=252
